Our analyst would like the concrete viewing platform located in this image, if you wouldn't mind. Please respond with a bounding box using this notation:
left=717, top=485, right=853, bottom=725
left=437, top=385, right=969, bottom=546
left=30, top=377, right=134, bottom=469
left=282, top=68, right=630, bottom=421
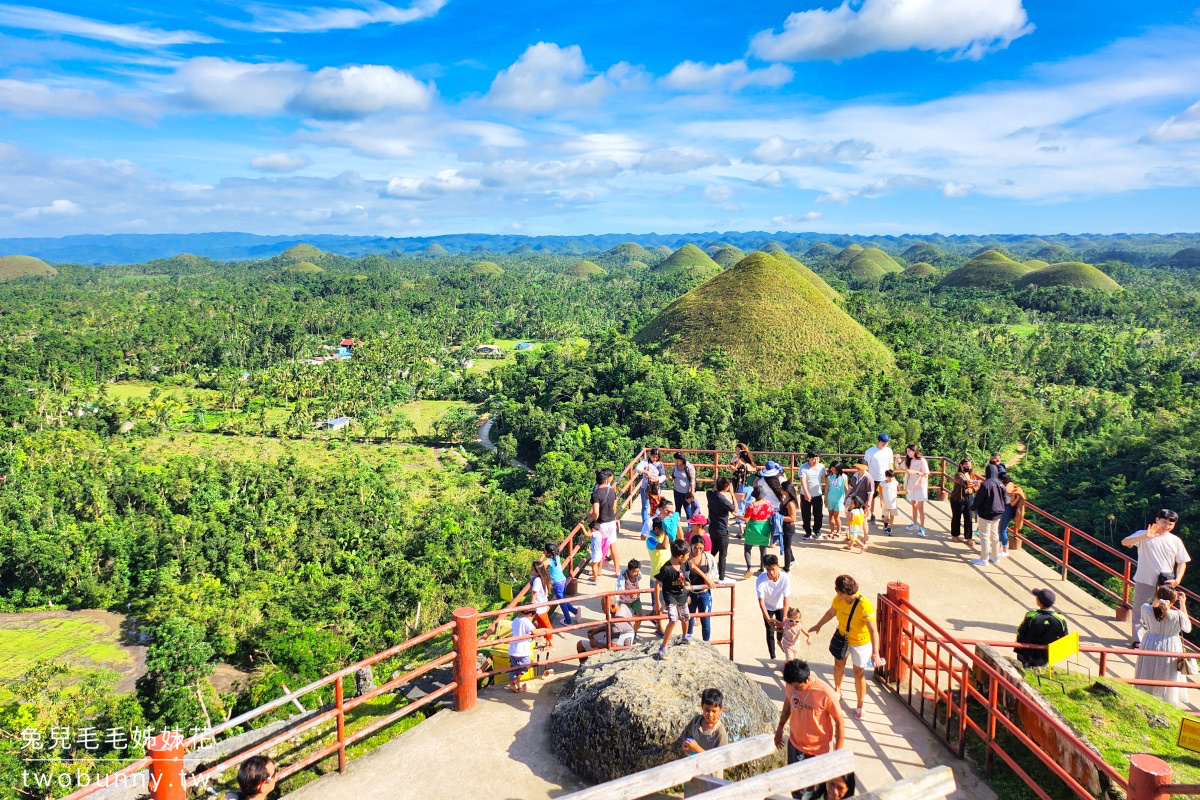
left=284, top=494, right=1178, bottom=800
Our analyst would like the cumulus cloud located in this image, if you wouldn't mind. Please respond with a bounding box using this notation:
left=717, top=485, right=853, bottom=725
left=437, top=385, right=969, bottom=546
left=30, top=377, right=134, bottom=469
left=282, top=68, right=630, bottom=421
left=661, top=59, right=793, bottom=92
left=484, top=42, right=639, bottom=113
left=747, top=135, right=875, bottom=165
left=238, top=0, right=447, bottom=33
left=0, top=4, right=215, bottom=47
left=1142, top=100, right=1200, bottom=144
left=703, top=184, right=733, bottom=203
left=634, top=147, right=729, bottom=174
left=288, top=65, right=434, bottom=118
left=250, top=153, right=312, bottom=173
left=384, top=169, right=480, bottom=198
left=942, top=181, right=975, bottom=198
left=15, top=198, right=82, bottom=219
left=756, top=169, right=784, bottom=186
left=816, top=189, right=852, bottom=204
left=0, top=78, right=155, bottom=118
left=750, top=0, right=1034, bottom=62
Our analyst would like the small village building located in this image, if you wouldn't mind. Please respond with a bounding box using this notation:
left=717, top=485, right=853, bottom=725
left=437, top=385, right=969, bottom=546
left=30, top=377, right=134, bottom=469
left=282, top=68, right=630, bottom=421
left=474, top=344, right=504, bottom=359
left=316, top=416, right=351, bottom=431
left=514, top=342, right=533, bottom=351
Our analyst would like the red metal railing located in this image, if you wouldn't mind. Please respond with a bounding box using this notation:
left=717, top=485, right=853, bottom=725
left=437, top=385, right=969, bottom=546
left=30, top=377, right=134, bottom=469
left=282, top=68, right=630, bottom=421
left=876, top=585, right=1200, bottom=800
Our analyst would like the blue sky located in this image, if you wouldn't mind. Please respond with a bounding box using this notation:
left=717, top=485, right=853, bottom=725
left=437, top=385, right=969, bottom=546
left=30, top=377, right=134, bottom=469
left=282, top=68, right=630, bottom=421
left=1, top=0, right=1199, bottom=237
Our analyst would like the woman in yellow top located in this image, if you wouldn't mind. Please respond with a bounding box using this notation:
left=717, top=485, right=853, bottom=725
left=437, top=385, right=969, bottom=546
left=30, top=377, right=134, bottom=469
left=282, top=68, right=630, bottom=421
left=808, top=574, right=882, bottom=720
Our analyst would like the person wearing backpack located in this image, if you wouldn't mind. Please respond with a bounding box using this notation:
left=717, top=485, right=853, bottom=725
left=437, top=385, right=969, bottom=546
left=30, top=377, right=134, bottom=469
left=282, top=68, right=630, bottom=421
left=808, top=574, right=882, bottom=720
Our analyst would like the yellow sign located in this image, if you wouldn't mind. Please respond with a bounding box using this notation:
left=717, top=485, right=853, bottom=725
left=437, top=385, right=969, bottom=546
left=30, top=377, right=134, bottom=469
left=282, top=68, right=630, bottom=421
left=1179, top=718, right=1200, bottom=753
left=1046, top=631, right=1080, bottom=665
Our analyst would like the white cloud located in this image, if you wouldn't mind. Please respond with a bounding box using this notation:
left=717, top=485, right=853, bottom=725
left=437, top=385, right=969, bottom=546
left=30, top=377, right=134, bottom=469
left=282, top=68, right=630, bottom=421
left=859, top=175, right=938, bottom=197
left=485, top=43, right=635, bottom=113
left=771, top=212, right=821, bottom=226
left=661, top=60, right=793, bottom=92
left=0, top=4, right=215, bottom=47
left=635, top=147, right=729, bottom=174
left=756, top=169, right=784, bottom=186
left=747, top=135, right=874, bottom=165
left=250, top=153, right=312, bottom=173
left=750, top=0, right=1033, bottom=62
left=384, top=168, right=480, bottom=198
left=816, top=189, right=852, bottom=204
left=171, top=58, right=307, bottom=114
left=0, top=78, right=155, bottom=118
left=238, top=0, right=447, bottom=33
left=15, top=198, right=82, bottom=219
left=703, top=184, right=733, bottom=203
left=289, top=65, right=434, bottom=118
left=942, top=181, right=975, bottom=198
left=1142, top=100, right=1200, bottom=144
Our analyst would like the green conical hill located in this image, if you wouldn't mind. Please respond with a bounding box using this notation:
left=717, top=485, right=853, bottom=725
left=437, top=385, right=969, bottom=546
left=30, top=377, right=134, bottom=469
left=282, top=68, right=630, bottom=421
left=469, top=261, right=504, bottom=277
left=422, top=243, right=448, bottom=255
left=509, top=243, right=534, bottom=255
left=284, top=261, right=325, bottom=274
left=842, top=248, right=902, bottom=282
left=655, top=244, right=722, bottom=279
left=1032, top=244, right=1072, bottom=262
left=1023, top=259, right=1049, bottom=269
left=566, top=260, right=606, bottom=279
left=901, top=262, right=937, bottom=278
left=833, top=244, right=864, bottom=266
left=0, top=255, right=56, bottom=280
left=709, top=245, right=745, bottom=267
left=902, top=242, right=944, bottom=263
left=1017, top=262, right=1121, bottom=291
left=1168, top=247, right=1200, bottom=269
left=635, top=252, right=893, bottom=388
left=940, top=249, right=1032, bottom=289
left=280, top=244, right=324, bottom=262
left=766, top=250, right=841, bottom=302
left=761, top=242, right=788, bottom=255
left=652, top=245, right=673, bottom=258
left=805, top=242, right=840, bottom=260
left=626, top=260, right=649, bottom=270
left=970, top=245, right=1012, bottom=258
left=607, top=242, right=650, bottom=259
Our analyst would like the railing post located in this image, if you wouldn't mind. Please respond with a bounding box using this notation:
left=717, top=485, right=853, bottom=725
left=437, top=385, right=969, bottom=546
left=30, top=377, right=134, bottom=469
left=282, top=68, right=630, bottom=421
left=452, top=607, right=479, bottom=711
left=146, top=733, right=187, bottom=800
left=604, top=596, right=612, bottom=651
left=885, top=582, right=910, bottom=685
left=1128, top=754, right=1172, bottom=800
left=1061, top=527, right=1071, bottom=580
left=1117, top=561, right=1134, bottom=622
left=729, top=585, right=736, bottom=661
left=335, top=677, right=347, bottom=772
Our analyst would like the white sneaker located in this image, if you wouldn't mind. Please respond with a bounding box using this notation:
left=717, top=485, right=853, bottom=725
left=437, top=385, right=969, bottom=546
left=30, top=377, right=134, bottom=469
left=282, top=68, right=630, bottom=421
left=969, top=559, right=988, bottom=567
left=998, top=550, right=1009, bottom=558
left=906, top=524, right=918, bottom=531
left=719, top=576, right=737, bottom=585
left=917, top=528, right=926, bottom=537
left=989, top=558, right=1000, bottom=564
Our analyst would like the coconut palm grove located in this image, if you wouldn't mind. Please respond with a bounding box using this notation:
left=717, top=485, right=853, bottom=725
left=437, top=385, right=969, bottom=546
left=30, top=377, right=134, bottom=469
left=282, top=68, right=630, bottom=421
left=3, top=1, right=1200, bottom=799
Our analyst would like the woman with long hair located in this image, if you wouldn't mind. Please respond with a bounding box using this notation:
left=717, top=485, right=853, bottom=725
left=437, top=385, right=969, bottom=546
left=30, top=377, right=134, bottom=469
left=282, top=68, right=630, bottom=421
left=529, top=558, right=555, bottom=647
left=737, top=484, right=773, bottom=575
left=826, top=463, right=849, bottom=539
left=950, top=458, right=977, bottom=543
left=671, top=452, right=696, bottom=513
left=1135, top=585, right=1192, bottom=706
left=779, top=480, right=800, bottom=571
left=900, top=445, right=930, bottom=536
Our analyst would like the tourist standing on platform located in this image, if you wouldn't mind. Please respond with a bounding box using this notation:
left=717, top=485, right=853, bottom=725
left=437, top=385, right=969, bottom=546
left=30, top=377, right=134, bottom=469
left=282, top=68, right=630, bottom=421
left=901, top=445, right=930, bottom=536
left=1015, top=588, right=1069, bottom=668
left=863, top=434, right=894, bottom=523
left=648, top=519, right=672, bottom=637
left=739, top=485, right=773, bottom=575
left=756, top=554, right=791, bottom=659
left=529, top=559, right=555, bottom=644
left=616, top=559, right=646, bottom=635
left=671, top=453, right=697, bottom=513
left=508, top=607, right=536, bottom=693
left=543, top=543, right=578, bottom=625
left=590, top=468, right=621, bottom=575
left=826, top=463, right=848, bottom=539
left=686, top=534, right=718, bottom=642
left=1000, top=474, right=1027, bottom=554
left=846, top=458, right=874, bottom=511
left=809, top=575, right=881, bottom=720
left=949, top=458, right=977, bottom=543
left=970, top=464, right=1006, bottom=567
left=729, top=444, right=758, bottom=520
left=1122, top=509, right=1188, bottom=647
left=990, top=452, right=1009, bottom=480
left=798, top=451, right=827, bottom=539
left=779, top=480, right=800, bottom=571
left=706, top=476, right=738, bottom=583
left=636, top=448, right=666, bottom=533
left=656, top=539, right=714, bottom=658
left=756, top=461, right=785, bottom=510
left=1135, top=586, right=1191, bottom=706
left=879, top=471, right=899, bottom=536
left=774, top=659, right=850, bottom=800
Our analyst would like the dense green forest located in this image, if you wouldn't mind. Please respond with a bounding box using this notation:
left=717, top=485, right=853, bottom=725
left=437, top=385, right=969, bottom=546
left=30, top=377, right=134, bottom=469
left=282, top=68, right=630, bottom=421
left=1, top=238, right=1198, bottom=795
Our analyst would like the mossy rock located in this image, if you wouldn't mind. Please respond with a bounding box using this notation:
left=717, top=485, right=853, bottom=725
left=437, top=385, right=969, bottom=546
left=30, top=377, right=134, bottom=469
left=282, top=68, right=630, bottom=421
left=636, top=251, right=894, bottom=388
left=0, top=255, right=57, bottom=280
left=1017, top=262, right=1122, bottom=291
left=280, top=243, right=324, bottom=263
left=940, top=249, right=1032, bottom=289
left=901, top=262, right=938, bottom=278
left=469, top=261, right=504, bottom=278
left=655, top=244, right=722, bottom=279
left=709, top=245, right=745, bottom=267
left=283, top=261, right=325, bottom=275
left=566, top=260, right=606, bottom=279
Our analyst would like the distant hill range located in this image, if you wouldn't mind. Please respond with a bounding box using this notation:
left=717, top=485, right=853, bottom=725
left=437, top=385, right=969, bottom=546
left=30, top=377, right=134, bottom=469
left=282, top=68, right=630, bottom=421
left=2, top=231, right=1200, bottom=266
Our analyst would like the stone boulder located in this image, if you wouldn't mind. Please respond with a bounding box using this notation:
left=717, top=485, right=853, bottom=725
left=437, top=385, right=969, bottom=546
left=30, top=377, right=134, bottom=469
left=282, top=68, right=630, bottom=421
left=550, top=641, right=777, bottom=783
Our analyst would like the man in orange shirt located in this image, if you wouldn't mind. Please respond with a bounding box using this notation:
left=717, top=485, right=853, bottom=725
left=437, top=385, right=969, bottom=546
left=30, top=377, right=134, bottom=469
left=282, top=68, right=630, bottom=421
left=774, top=659, right=851, bottom=799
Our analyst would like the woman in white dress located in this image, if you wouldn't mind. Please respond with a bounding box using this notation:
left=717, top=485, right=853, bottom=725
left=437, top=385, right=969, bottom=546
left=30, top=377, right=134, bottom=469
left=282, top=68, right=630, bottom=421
left=1134, top=585, right=1191, bottom=706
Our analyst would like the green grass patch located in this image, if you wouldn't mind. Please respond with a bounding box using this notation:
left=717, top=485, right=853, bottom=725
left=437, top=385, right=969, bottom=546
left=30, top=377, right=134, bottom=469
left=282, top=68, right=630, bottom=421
left=397, top=400, right=473, bottom=437
left=1005, top=323, right=1040, bottom=338
left=104, top=381, right=218, bottom=403
left=132, top=433, right=440, bottom=473
left=0, top=616, right=132, bottom=703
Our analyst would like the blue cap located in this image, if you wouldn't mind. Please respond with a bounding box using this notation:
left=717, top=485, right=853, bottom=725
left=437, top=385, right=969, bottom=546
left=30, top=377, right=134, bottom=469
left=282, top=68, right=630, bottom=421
left=878, top=434, right=890, bottom=443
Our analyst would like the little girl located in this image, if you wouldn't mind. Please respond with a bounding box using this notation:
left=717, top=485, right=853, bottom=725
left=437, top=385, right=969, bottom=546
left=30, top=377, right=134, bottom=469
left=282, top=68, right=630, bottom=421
left=588, top=521, right=605, bottom=582
left=780, top=607, right=813, bottom=660
left=826, top=463, right=848, bottom=539
left=845, top=497, right=867, bottom=553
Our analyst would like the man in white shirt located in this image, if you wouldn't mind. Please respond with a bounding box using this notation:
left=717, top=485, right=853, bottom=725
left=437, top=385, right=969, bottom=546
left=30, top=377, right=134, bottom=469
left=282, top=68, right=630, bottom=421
left=863, top=435, right=894, bottom=523
left=1122, top=509, right=1188, bottom=647
left=756, top=555, right=791, bottom=660
left=798, top=451, right=827, bottom=539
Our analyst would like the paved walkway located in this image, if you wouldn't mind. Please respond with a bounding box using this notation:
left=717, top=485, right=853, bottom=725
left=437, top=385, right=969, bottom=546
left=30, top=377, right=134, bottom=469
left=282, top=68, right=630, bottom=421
left=285, top=492, right=1181, bottom=800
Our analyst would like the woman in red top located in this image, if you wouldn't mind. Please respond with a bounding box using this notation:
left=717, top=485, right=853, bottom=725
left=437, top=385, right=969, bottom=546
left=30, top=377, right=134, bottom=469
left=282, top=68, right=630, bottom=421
left=737, top=485, right=774, bottom=576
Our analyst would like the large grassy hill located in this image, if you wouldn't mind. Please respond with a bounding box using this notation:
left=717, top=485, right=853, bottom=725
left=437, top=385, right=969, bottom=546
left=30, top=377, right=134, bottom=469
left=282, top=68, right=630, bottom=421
left=0, top=255, right=57, bottom=280
left=566, top=259, right=606, bottom=279
left=709, top=245, right=745, bottom=267
left=280, top=244, right=325, bottom=263
left=833, top=244, right=864, bottom=266
left=635, top=252, right=894, bottom=388
left=901, top=262, right=938, bottom=278
left=1017, top=262, right=1122, bottom=291
left=902, top=242, right=945, bottom=263
left=805, top=242, right=840, bottom=260
left=1169, top=247, right=1200, bottom=269
left=765, top=250, right=841, bottom=302
left=842, top=248, right=902, bottom=282
left=940, top=249, right=1033, bottom=289
left=655, top=244, right=722, bottom=279
left=283, top=260, right=325, bottom=275
left=607, top=242, right=650, bottom=260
